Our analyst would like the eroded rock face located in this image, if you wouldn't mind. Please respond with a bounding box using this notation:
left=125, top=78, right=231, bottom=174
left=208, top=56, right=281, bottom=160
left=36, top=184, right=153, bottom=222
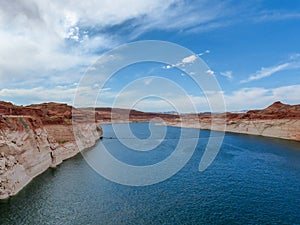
left=223, top=119, right=300, bottom=140
left=0, top=102, right=102, bottom=199
left=164, top=102, right=300, bottom=141
left=214, top=102, right=300, bottom=140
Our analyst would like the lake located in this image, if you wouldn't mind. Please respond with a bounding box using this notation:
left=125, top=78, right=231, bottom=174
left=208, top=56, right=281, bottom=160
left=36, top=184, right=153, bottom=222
left=0, top=123, right=299, bottom=224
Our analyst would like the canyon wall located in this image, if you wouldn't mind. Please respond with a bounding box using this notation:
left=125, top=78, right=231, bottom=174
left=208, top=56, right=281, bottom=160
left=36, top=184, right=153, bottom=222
left=95, top=101, right=300, bottom=141
left=0, top=102, right=102, bottom=199
left=164, top=102, right=300, bottom=141
left=223, top=119, right=299, bottom=141
left=0, top=100, right=299, bottom=199
left=172, top=118, right=300, bottom=141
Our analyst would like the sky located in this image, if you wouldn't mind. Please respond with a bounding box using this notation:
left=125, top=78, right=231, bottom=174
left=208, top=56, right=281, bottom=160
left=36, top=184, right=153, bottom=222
left=0, top=0, right=299, bottom=112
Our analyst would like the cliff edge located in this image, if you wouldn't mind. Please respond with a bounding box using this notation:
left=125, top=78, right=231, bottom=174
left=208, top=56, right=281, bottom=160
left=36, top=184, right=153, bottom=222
left=163, top=101, right=300, bottom=141
left=0, top=102, right=102, bottom=199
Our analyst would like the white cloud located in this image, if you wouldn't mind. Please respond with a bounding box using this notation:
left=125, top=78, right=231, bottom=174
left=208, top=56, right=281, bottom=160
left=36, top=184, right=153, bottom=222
left=143, top=78, right=154, bottom=86
left=272, top=85, right=300, bottom=102
left=196, top=50, right=210, bottom=56
left=0, top=87, right=76, bottom=104
left=0, top=0, right=175, bottom=87
left=289, top=53, right=300, bottom=60
left=163, top=51, right=210, bottom=70
left=220, top=71, right=233, bottom=80
left=225, top=85, right=300, bottom=111
left=206, top=69, right=215, bottom=76
left=242, top=63, right=290, bottom=83
left=253, top=11, right=300, bottom=23
left=0, top=0, right=230, bottom=90
left=105, top=84, right=300, bottom=112
left=1, top=83, right=299, bottom=112
left=0, top=85, right=111, bottom=106
left=163, top=54, right=200, bottom=70
left=242, top=55, right=300, bottom=83
left=182, top=55, right=197, bottom=64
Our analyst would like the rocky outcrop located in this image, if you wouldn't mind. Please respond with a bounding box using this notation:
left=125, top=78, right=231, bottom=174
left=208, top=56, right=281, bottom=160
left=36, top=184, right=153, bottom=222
left=94, top=101, right=300, bottom=141
left=221, top=102, right=300, bottom=140
left=163, top=102, right=300, bottom=141
left=0, top=102, right=102, bottom=199
left=212, top=102, right=300, bottom=141
left=224, top=119, right=300, bottom=140
left=94, top=107, right=180, bottom=124
left=95, top=101, right=300, bottom=141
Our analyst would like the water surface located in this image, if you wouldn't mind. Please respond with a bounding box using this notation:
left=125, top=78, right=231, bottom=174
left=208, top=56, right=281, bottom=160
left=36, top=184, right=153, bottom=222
left=1, top=123, right=299, bottom=224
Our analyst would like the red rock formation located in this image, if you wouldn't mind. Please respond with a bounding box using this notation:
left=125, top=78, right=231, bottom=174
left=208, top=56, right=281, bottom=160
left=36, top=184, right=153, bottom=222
left=234, top=101, right=300, bottom=120
left=95, top=107, right=179, bottom=123
left=0, top=101, right=102, bottom=199
left=180, top=102, right=300, bottom=141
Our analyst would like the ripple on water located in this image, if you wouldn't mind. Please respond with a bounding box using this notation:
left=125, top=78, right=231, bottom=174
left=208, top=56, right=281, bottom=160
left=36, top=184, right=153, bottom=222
left=0, top=123, right=299, bottom=224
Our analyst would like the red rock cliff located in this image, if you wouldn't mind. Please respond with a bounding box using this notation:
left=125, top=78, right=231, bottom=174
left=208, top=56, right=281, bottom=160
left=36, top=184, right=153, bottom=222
left=0, top=101, right=102, bottom=199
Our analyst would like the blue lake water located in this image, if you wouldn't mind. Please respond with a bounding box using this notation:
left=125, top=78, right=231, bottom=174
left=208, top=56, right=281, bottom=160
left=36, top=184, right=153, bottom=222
left=0, top=123, right=299, bottom=224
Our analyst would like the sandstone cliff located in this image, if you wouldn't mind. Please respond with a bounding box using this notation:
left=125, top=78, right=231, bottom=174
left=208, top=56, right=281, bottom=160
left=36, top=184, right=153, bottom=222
left=162, top=101, right=300, bottom=141
left=223, top=101, right=300, bottom=140
left=94, top=101, right=300, bottom=141
left=0, top=102, right=102, bottom=199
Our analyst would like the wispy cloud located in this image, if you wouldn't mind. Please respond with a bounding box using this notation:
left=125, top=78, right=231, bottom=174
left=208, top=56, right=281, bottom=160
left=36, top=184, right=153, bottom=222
left=182, top=55, right=197, bottom=64
left=0, top=85, right=110, bottom=106
left=99, top=84, right=300, bottom=112
left=163, top=54, right=197, bottom=69
left=0, top=87, right=76, bottom=105
left=2, top=80, right=299, bottom=112
left=0, top=0, right=228, bottom=90
left=242, top=63, right=290, bottom=83
left=241, top=55, right=300, bottom=83
left=253, top=11, right=300, bottom=23
left=163, top=50, right=210, bottom=70
left=220, top=71, right=233, bottom=80
left=187, top=9, right=300, bottom=34
left=225, top=85, right=300, bottom=111
left=206, top=69, right=215, bottom=76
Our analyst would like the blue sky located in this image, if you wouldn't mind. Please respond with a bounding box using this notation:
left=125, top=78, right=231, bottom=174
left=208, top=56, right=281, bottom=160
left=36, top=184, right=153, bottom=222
left=0, top=0, right=299, bottom=112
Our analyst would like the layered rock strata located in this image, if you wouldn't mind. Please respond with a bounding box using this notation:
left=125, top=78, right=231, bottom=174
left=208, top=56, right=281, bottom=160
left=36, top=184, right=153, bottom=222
left=161, top=102, right=300, bottom=141
left=94, top=101, right=300, bottom=141
left=0, top=102, right=102, bottom=199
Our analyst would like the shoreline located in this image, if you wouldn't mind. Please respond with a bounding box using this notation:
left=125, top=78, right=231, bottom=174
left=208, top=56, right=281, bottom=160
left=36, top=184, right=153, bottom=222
left=0, top=137, right=101, bottom=200
left=100, top=120, right=300, bottom=142
left=0, top=122, right=102, bottom=200
left=160, top=119, right=300, bottom=142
